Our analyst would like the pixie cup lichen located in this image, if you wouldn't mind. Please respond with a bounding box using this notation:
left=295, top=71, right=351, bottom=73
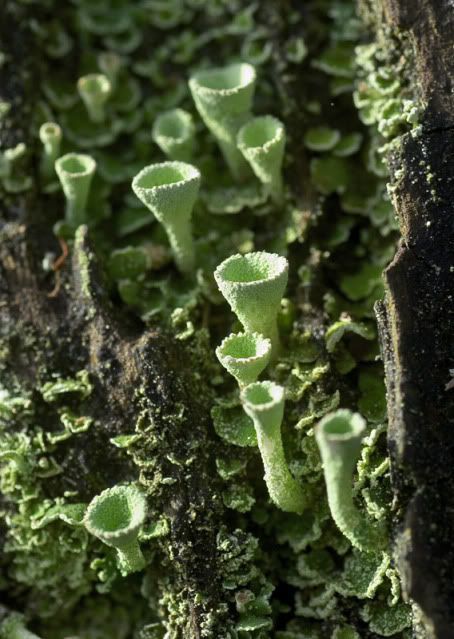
left=97, top=51, right=122, bottom=90
left=77, top=73, right=112, bottom=123
left=216, top=332, right=271, bottom=388
left=214, top=251, right=288, bottom=356
left=237, top=115, right=286, bottom=204
left=84, top=484, right=147, bottom=575
left=189, top=62, right=256, bottom=180
left=132, top=161, right=201, bottom=274
left=315, top=410, right=387, bottom=552
left=55, top=153, right=97, bottom=227
left=241, top=381, right=306, bottom=514
left=38, top=122, right=62, bottom=180
left=152, top=109, right=195, bottom=161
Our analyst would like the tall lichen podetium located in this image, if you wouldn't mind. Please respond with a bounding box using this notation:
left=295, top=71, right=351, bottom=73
left=132, top=161, right=201, bottom=275
left=315, top=410, right=388, bottom=552
left=241, top=381, right=306, bottom=514
left=214, top=251, right=288, bottom=358
left=55, top=153, right=97, bottom=228
left=83, top=484, right=147, bottom=575
left=189, top=62, right=256, bottom=181
left=38, top=122, right=62, bottom=180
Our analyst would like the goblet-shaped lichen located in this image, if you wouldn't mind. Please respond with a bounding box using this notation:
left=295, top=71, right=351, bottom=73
left=315, top=410, right=387, bottom=552
left=38, top=122, right=62, bottom=180
left=214, top=251, right=288, bottom=356
left=237, top=115, right=286, bottom=204
left=55, top=153, right=96, bottom=227
left=84, top=484, right=147, bottom=575
left=77, top=73, right=112, bottom=123
left=216, top=332, right=271, bottom=388
left=132, top=161, right=201, bottom=274
left=242, top=381, right=306, bottom=513
left=152, top=108, right=195, bottom=161
left=189, top=62, right=256, bottom=180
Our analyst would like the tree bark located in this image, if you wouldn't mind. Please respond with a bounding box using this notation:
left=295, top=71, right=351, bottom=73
left=366, top=1, right=454, bottom=637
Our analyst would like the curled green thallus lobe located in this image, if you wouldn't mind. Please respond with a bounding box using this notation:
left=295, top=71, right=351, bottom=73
left=214, top=251, right=288, bottom=356
left=241, top=381, right=306, bottom=514
left=315, top=409, right=388, bottom=552
left=216, top=331, right=272, bottom=387
left=55, top=152, right=97, bottom=228
left=131, top=161, right=201, bottom=274
left=83, top=484, right=147, bottom=575
left=237, top=115, right=286, bottom=204
left=189, top=62, right=256, bottom=180
left=0, top=612, right=42, bottom=639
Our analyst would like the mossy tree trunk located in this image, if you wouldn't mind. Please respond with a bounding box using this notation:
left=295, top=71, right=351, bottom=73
left=362, top=1, right=454, bottom=636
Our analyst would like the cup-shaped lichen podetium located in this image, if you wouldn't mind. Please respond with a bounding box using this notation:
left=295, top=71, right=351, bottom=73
left=237, top=115, right=286, bottom=205
left=214, top=251, right=288, bottom=356
left=55, top=153, right=96, bottom=228
left=315, top=410, right=387, bottom=552
left=77, top=73, right=112, bottom=123
left=97, top=51, right=122, bottom=90
left=216, top=332, right=271, bottom=388
left=39, top=122, right=62, bottom=180
left=84, top=484, right=147, bottom=575
left=132, top=162, right=200, bottom=275
left=241, top=381, right=306, bottom=514
left=189, top=62, right=256, bottom=180
left=152, top=109, right=195, bottom=162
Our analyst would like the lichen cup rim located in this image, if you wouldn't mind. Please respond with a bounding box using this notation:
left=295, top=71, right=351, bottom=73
left=318, top=409, right=366, bottom=441
left=84, top=484, right=147, bottom=543
left=132, top=161, right=200, bottom=193
left=55, top=152, right=97, bottom=177
left=77, top=73, right=112, bottom=96
left=214, top=251, right=288, bottom=287
left=153, top=109, right=194, bottom=143
left=238, top=115, right=284, bottom=151
left=39, top=122, right=62, bottom=140
left=217, top=332, right=271, bottom=363
left=189, top=62, right=256, bottom=95
left=241, top=380, right=284, bottom=411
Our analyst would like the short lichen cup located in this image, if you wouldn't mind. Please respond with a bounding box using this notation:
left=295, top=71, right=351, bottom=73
left=152, top=109, right=195, bottom=161
left=55, top=153, right=97, bottom=228
left=84, top=484, right=147, bottom=575
left=39, top=122, right=62, bottom=180
left=237, top=115, right=286, bottom=205
left=241, top=381, right=306, bottom=513
left=214, top=251, right=288, bottom=357
left=77, top=73, right=112, bottom=123
left=189, top=62, right=256, bottom=180
left=315, top=409, right=387, bottom=552
left=132, top=161, right=200, bottom=274
left=216, top=332, right=271, bottom=388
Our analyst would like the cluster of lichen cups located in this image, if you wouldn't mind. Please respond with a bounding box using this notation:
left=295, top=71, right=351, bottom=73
left=83, top=483, right=147, bottom=576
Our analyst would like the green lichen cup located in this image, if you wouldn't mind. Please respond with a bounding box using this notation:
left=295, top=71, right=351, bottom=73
left=214, top=251, right=288, bottom=356
left=152, top=108, right=195, bottom=161
left=84, top=484, right=147, bottom=575
left=55, top=152, right=96, bottom=228
left=39, top=122, right=62, bottom=180
left=241, top=381, right=306, bottom=513
left=132, top=161, right=201, bottom=274
left=189, top=62, right=256, bottom=180
left=237, top=115, right=286, bottom=204
left=77, top=73, right=112, bottom=123
left=216, top=332, right=271, bottom=388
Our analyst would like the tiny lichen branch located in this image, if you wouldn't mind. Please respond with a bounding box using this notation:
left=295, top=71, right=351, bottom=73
left=77, top=73, right=112, bottom=123
left=83, top=484, right=147, bottom=575
left=241, top=381, right=306, bottom=514
left=214, top=251, right=288, bottom=357
left=216, top=332, right=272, bottom=388
left=315, top=410, right=388, bottom=552
left=189, top=62, right=256, bottom=180
left=55, top=153, right=97, bottom=228
left=38, top=122, right=62, bottom=180
left=237, top=115, right=286, bottom=205
left=152, top=108, right=195, bottom=161
left=131, top=161, right=201, bottom=274
left=0, top=612, right=42, bottom=639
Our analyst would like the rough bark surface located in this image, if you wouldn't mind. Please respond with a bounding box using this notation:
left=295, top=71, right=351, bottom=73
left=370, top=1, right=454, bottom=637
left=0, top=6, right=227, bottom=635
